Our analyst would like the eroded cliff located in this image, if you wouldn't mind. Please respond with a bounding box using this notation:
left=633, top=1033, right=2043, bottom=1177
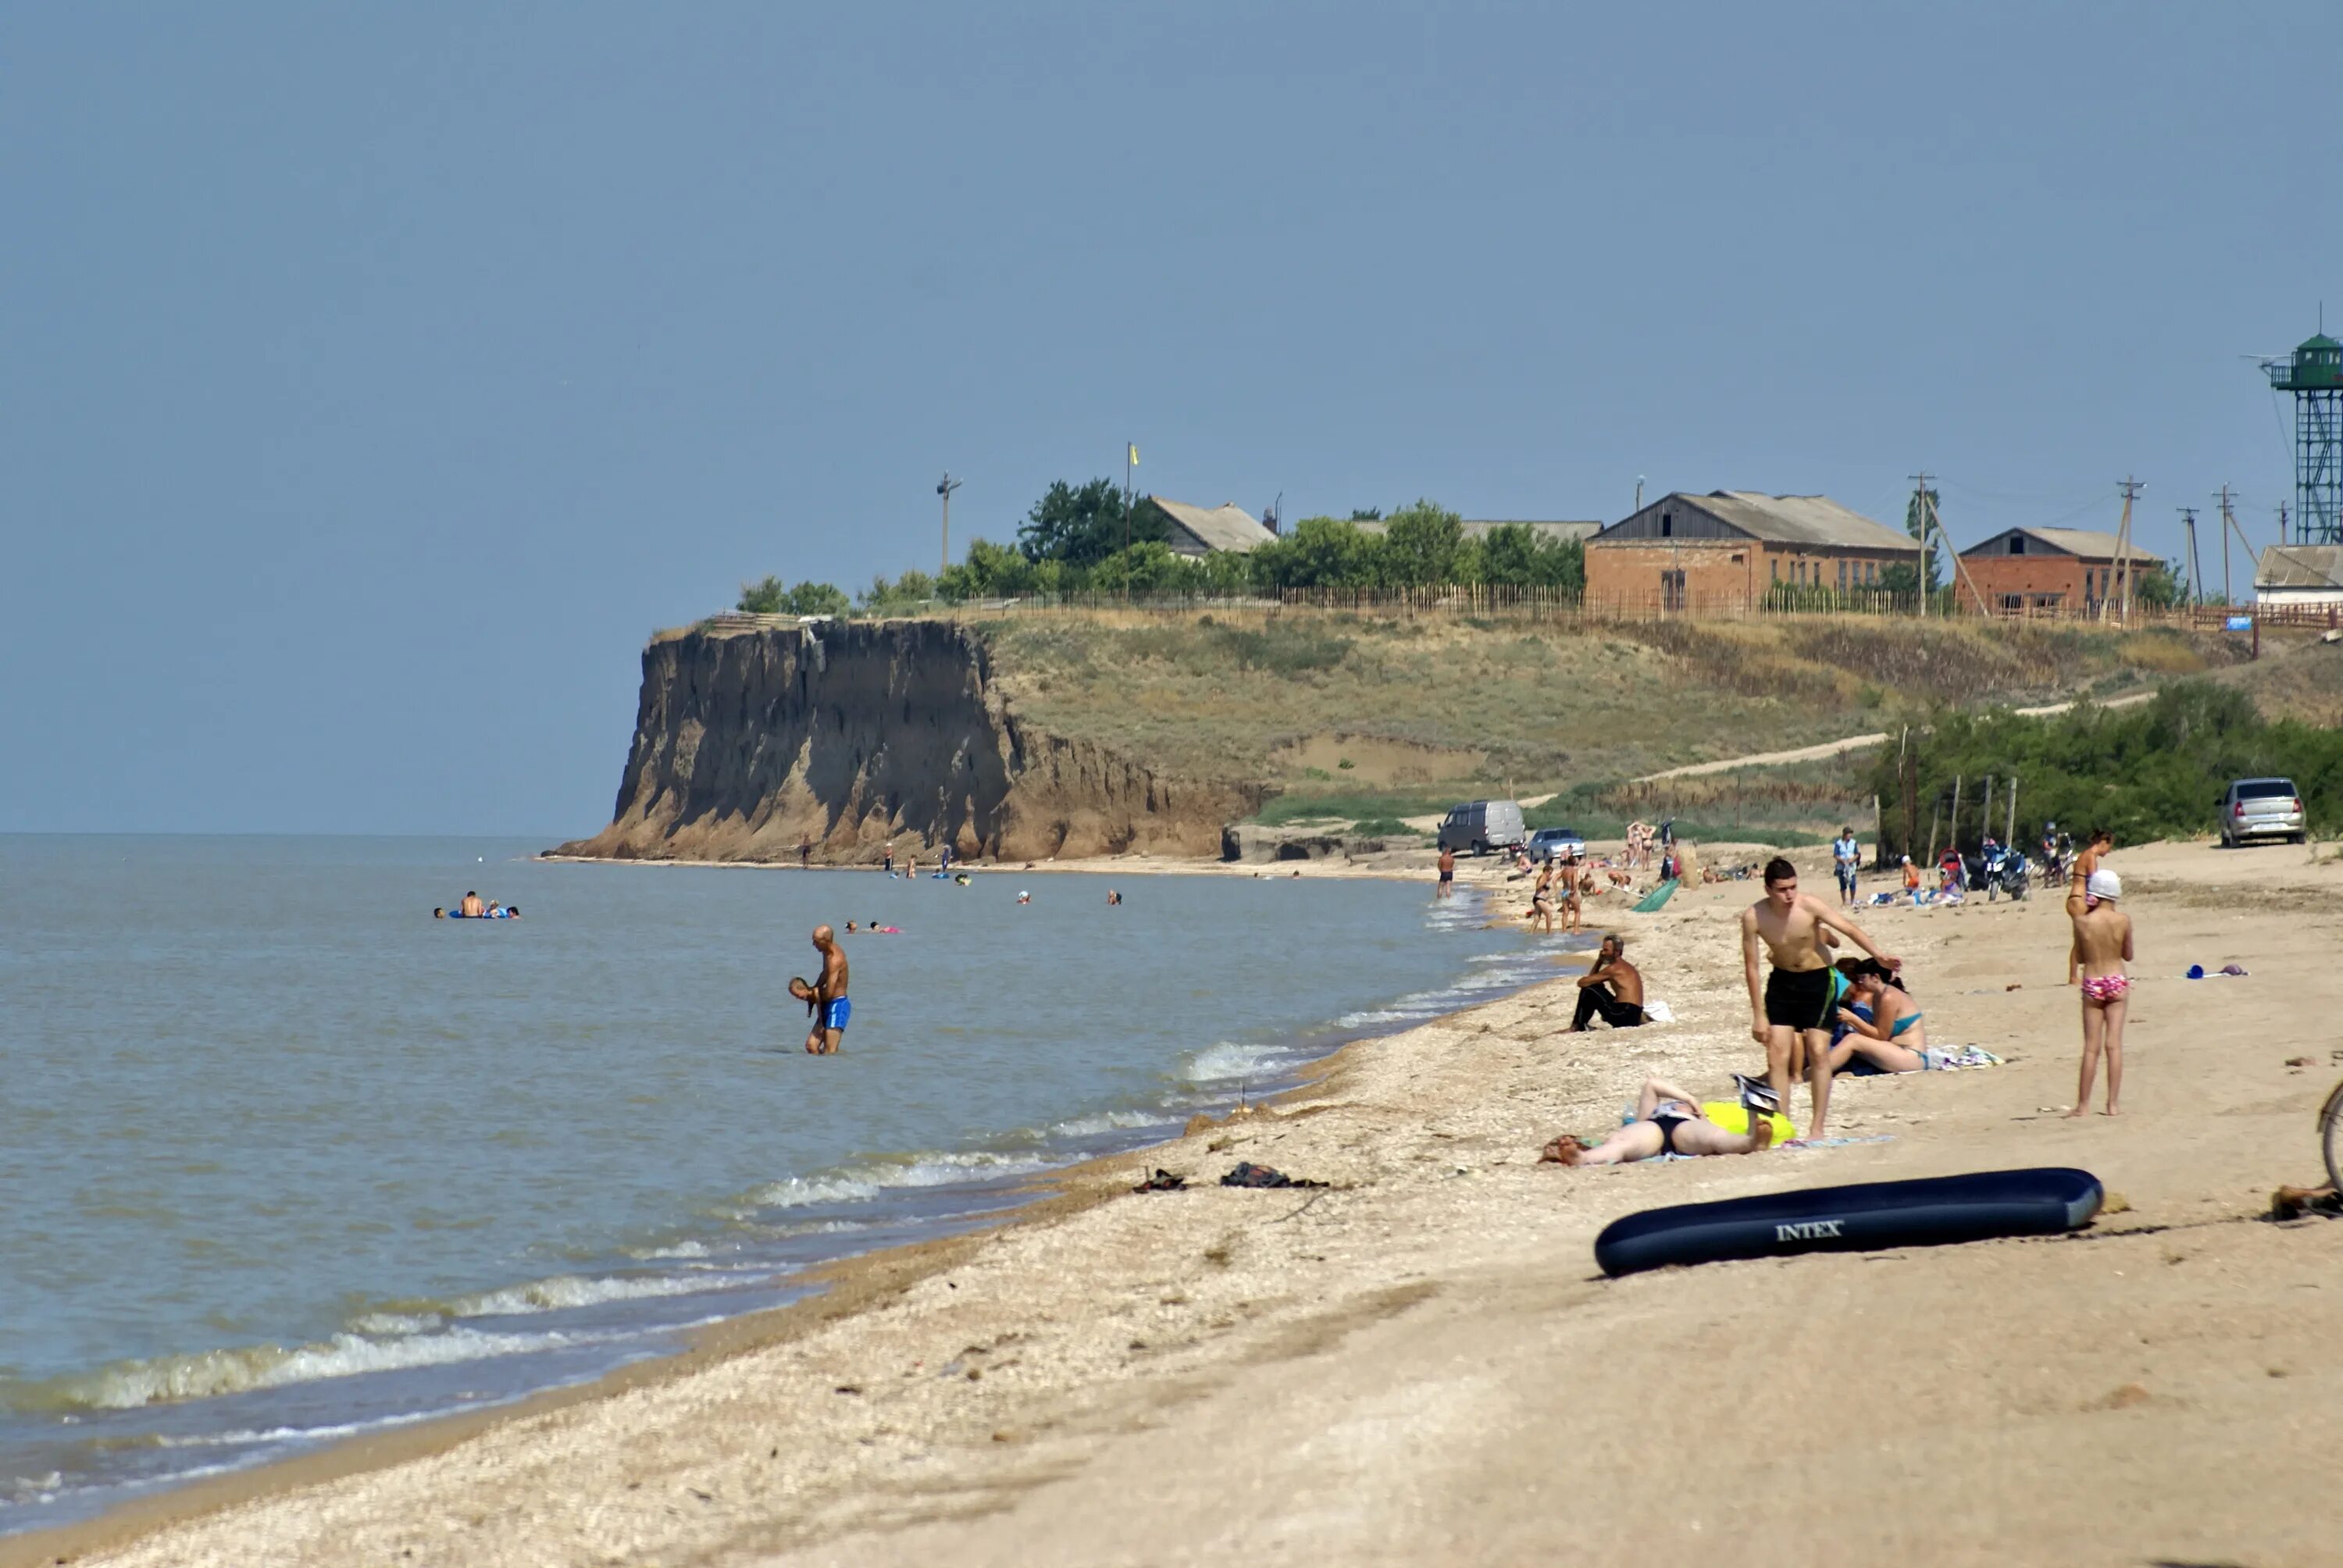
left=554, top=620, right=1258, bottom=863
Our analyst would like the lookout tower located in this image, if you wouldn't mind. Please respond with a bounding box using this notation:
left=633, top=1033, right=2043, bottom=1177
left=2266, top=328, right=2343, bottom=543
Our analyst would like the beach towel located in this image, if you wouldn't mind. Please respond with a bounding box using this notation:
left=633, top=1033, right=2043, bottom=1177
left=1642, top=999, right=1675, bottom=1024
left=1631, top=878, right=1680, bottom=914
left=1924, top=1046, right=2006, bottom=1071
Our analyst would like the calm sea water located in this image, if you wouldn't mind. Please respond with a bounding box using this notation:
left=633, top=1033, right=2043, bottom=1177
left=0, top=835, right=1558, bottom=1532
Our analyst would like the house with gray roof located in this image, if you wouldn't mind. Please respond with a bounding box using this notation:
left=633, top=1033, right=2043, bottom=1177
left=1138, top=496, right=1275, bottom=557
left=1585, top=490, right=1917, bottom=612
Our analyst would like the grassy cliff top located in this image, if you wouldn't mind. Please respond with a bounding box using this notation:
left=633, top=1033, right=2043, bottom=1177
left=971, top=609, right=2246, bottom=815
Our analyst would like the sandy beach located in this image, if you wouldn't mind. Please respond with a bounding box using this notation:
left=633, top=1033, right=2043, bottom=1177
left=18, top=837, right=2343, bottom=1568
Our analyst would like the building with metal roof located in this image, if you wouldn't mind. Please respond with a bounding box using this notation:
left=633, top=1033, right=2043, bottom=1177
left=2254, top=543, right=2343, bottom=608
left=1354, top=518, right=1603, bottom=544
left=1958, top=526, right=2158, bottom=615
left=1583, top=491, right=1916, bottom=612
left=1139, top=496, right=1275, bottom=556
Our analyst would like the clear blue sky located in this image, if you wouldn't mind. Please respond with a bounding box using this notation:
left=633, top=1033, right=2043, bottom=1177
left=3, top=3, right=2336, bottom=835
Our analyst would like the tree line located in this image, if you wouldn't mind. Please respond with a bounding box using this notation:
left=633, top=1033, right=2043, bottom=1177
left=740, top=479, right=1583, bottom=614
left=1870, top=682, right=2340, bottom=855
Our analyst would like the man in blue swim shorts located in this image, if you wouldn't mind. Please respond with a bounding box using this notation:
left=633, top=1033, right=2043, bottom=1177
left=806, top=924, right=851, bottom=1054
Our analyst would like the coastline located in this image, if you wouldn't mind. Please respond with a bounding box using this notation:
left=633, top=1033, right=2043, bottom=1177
left=0, top=861, right=1559, bottom=1564
left=23, top=839, right=2343, bottom=1565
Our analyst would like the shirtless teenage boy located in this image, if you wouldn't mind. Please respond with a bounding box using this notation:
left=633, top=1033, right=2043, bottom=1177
left=1740, top=856, right=1900, bottom=1139
left=805, top=925, right=851, bottom=1054
left=2065, top=865, right=2134, bottom=1117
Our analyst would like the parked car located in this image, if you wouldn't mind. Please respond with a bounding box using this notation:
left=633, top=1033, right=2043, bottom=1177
left=1437, top=799, right=1527, bottom=856
left=1525, top=827, right=1586, bottom=862
left=2220, top=777, right=2306, bottom=846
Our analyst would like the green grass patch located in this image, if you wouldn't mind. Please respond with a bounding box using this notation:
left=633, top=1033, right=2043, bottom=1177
left=1349, top=816, right=1421, bottom=838
left=1251, top=790, right=1450, bottom=827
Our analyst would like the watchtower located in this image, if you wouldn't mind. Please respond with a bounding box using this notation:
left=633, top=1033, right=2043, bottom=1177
left=2266, top=329, right=2343, bottom=543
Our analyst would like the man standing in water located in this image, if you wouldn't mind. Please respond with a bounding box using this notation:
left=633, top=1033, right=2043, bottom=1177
left=2065, top=865, right=2133, bottom=1117
left=805, top=925, right=851, bottom=1054
left=1436, top=844, right=1456, bottom=899
left=1740, top=856, right=1899, bottom=1138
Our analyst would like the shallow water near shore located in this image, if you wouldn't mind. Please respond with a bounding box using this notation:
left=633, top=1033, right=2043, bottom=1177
left=0, top=835, right=1567, bottom=1533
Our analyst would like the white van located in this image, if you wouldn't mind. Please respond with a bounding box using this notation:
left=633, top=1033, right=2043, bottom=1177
left=1437, top=799, right=1526, bottom=856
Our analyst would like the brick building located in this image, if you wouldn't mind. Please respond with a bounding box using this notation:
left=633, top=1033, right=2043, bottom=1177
left=1582, top=491, right=1917, bottom=614
left=1956, top=527, right=2154, bottom=615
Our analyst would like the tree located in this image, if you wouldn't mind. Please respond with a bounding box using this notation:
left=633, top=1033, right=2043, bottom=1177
left=1903, top=489, right=1945, bottom=590
left=1878, top=561, right=1921, bottom=596
left=1478, top=523, right=1585, bottom=590
left=786, top=580, right=851, bottom=617
left=1348, top=508, right=1384, bottom=522
left=2131, top=558, right=2184, bottom=609
left=1016, top=479, right=1165, bottom=565
left=1251, top=515, right=1374, bottom=588
left=1377, top=500, right=1465, bottom=586
left=737, top=576, right=786, bottom=613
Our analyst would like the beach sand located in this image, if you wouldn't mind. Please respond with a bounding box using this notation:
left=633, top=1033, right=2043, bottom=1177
left=18, top=838, right=2343, bottom=1567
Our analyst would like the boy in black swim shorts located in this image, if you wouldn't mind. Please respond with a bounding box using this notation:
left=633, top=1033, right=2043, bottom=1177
left=1740, top=857, right=1899, bottom=1139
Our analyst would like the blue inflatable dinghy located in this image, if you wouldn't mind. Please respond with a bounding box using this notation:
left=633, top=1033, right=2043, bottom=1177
left=1593, top=1166, right=2102, bottom=1278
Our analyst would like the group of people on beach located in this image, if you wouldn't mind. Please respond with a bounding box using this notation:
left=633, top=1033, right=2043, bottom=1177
left=1543, top=827, right=2135, bottom=1166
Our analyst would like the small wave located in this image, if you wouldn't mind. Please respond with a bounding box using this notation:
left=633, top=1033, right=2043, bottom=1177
left=7, top=1325, right=595, bottom=1413
left=626, top=1238, right=711, bottom=1261
left=747, top=1149, right=1053, bottom=1210
left=1047, top=1108, right=1175, bottom=1139
left=1182, top=1041, right=1292, bottom=1083
left=448, top=1273, right=709, bottom=1318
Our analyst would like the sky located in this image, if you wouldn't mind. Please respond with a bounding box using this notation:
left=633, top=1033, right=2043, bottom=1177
left=3, top=2, right=2338, bottom=835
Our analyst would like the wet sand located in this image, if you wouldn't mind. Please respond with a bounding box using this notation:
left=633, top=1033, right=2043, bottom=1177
left=19, top=838, right=2343, bottom=1567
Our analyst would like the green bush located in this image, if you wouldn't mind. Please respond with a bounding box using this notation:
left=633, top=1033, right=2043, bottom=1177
left=1868, top=681, right=2343, bottom=850
left=1350, top=816, right=1418, bottom=838
left=739, top=576, right=850, bottom=616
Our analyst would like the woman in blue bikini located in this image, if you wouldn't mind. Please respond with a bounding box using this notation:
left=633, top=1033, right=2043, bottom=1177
left=1829, top=959, right=1928, bottom=1074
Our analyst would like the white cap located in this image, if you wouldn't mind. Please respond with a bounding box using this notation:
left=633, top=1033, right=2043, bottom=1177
left=2086, top=868, right=2122, bottom=902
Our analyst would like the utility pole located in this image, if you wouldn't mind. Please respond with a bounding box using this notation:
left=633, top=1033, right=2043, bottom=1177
left=1926, top=487, right=1990, bottom=615
left=2110, top=477, right=2142, bottom=623
left=1909, top=472, right=1933, bottom=617
left=2178, top=508, right=2203, bottom=604
left=936, top=472, right=962, bottom=579
left=1635, top=474, right=1646, bottom=513
left=2215, top=486, right=2240, bottom=606
left=2182, top=507, right=2203, bottom=605
left=2280, top=503, right=2291, bottom=547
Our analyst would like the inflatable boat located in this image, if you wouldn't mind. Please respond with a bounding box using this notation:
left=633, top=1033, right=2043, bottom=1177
left=1594, top=1166, right=2102, bottom=1277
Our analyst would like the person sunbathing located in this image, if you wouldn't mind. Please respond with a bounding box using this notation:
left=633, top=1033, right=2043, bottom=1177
left=1828, top=959, right=1928, bottom=1074
left=1539, top=1077, right=1777, bottom=1165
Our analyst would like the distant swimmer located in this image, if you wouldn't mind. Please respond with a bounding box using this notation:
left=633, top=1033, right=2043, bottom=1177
left=1017, top=890, right=1032, bottom=905
left=883, top=842, right=894, bottom=875
left=805, top=925, right=850, bottom=1055
left=845, top=921, right=858, bottom=933
left=461, top=891, right=486, bottom=917
left=954, top=872, right=971, bottom=886
left=433, top=907, right=446, bottom=918
left=1107, top=889, right=1122, bottom=906
left=1739, top=856, right=1899, bottom=1139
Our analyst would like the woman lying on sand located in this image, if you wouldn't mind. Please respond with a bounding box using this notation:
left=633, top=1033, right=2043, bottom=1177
left=1539, top=1077, right=1777, bottom=1166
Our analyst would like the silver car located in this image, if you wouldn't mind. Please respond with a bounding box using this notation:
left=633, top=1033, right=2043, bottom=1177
left=2219, top=777, right=2306, bottom=846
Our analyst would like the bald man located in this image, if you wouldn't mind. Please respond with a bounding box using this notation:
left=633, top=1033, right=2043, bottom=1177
left=806, top=925, right=851, bottom=1054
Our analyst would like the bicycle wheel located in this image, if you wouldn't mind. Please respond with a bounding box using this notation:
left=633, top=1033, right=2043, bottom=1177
left=2321, top=1079, right=2343, bottom=1193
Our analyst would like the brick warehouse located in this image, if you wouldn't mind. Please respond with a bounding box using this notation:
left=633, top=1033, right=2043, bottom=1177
left=1583, top=491, right=1918, bottom=614
left=1956, top=526, right=2156, bottom=615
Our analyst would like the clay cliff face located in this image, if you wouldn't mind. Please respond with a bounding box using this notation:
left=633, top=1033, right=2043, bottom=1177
left=554, top=621, right=1257, bottom=863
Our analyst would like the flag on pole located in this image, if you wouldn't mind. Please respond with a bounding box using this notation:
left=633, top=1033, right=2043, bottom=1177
left=1129, top=444, right=1139, bottom=467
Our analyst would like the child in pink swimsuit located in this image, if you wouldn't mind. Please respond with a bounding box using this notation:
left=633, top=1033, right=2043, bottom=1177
left=2066, top=866, right=2135, bottom=1117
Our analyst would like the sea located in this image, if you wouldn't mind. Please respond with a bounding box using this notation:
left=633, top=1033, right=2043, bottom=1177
left=0, top=834, right=1571, bottom=1534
